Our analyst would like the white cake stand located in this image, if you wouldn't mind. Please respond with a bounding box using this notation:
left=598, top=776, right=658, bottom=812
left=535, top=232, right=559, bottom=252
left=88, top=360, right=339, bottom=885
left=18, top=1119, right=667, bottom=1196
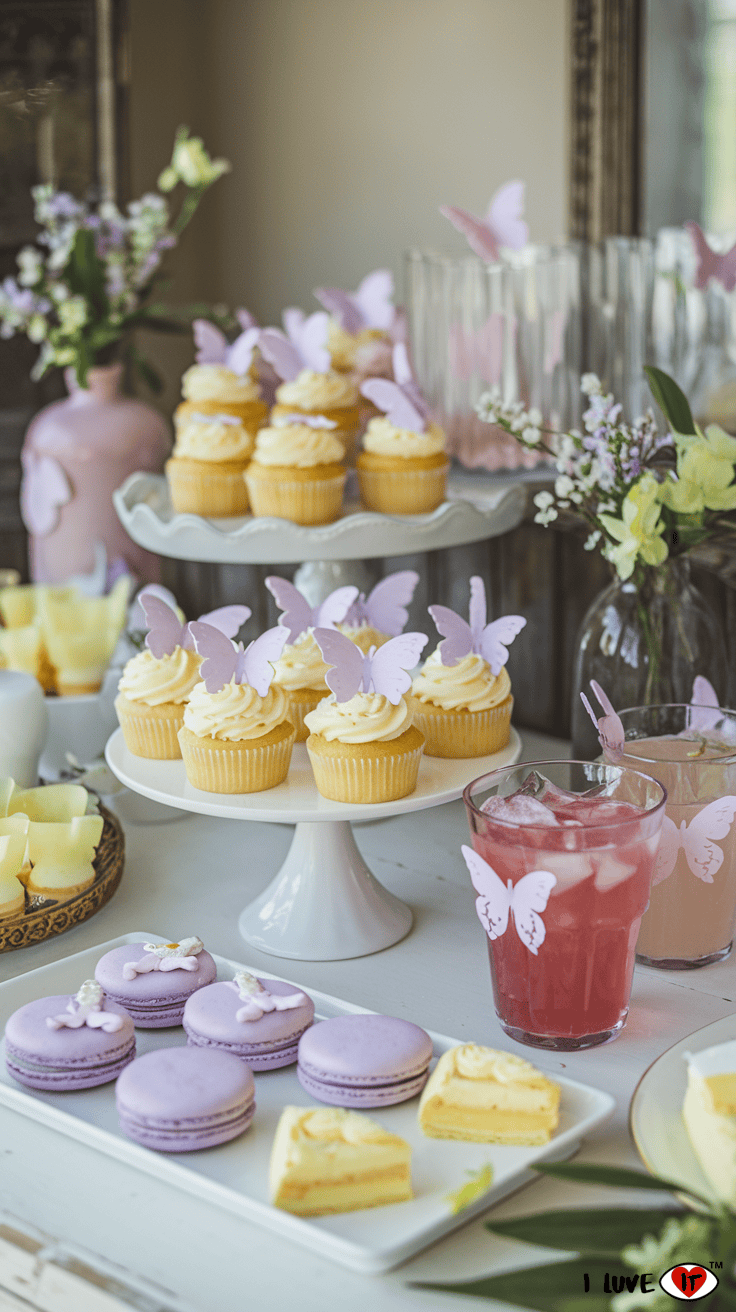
left=105, top=727, right=521, bottom=962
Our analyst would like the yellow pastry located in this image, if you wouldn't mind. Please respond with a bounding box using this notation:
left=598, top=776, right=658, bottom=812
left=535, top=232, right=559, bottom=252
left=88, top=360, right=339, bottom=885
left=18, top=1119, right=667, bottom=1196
left=356, top=416, right=448, bottom=514
left=304, top=690, right=424, bottom=804
left=408, top=651, right=513, bottom=758
left=418, top=1044, right=560, bottom=1145
left=269, top=1106, right=412, bottom=1216
left=244, top=421, right=346, bottom=525
left=25, top=814, right=104, bottom=900
left=167, top=364, right=268, bottom=516
left=683, top=1042, right=736, bottom=1206
left=0, top=815, right=30, bottom=919
left=270, top=368, right=361, bottom=461
left=115, top=647, right=202, bottom=759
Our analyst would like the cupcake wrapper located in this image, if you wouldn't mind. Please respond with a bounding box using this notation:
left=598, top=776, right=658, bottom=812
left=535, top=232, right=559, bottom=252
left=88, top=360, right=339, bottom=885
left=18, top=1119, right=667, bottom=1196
left=408, top=696, right=512, bottom=758
left=306, top=739, right=424, bottom=803
left=166, top=459, right=250, bottom=516
left=357, top=462, right=448, bottom=514
left=115, top=696, right=185, bottom=759
left=244, top=471, right=346, bottom=525
left=283, top=688, right=328, bottom=742
left=179, top=724, right=296, bottom=793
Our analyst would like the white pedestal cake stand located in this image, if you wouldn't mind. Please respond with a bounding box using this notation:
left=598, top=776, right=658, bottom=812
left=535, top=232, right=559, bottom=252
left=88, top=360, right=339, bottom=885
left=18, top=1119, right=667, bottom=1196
left=105, top=728, right=521, bottom=962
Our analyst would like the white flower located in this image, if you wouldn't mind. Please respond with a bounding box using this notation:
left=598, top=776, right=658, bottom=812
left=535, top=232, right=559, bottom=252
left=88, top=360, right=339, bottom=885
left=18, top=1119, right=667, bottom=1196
left=584, top=530, right=601, bottom=550
left=555, top=474, right=575, bottom=499
left=16, top=246, right=43, bottom=287
left=58, top=296, right=88, bottom=333
left=522, top=426, right=541, bottom=445
left=163, top=135, right=231, bottom=190
left=527, top=407, right=543, bottom=427
left=581, top=372, right=601, bottom=395
left=533, top=490, right=558, bottom=525
left=27, top=314, right=47, bottom=343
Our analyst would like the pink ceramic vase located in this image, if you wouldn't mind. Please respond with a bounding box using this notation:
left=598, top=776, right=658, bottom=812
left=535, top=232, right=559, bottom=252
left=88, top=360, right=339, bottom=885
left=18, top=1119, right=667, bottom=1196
left=21, top=363, right=171, bottom=583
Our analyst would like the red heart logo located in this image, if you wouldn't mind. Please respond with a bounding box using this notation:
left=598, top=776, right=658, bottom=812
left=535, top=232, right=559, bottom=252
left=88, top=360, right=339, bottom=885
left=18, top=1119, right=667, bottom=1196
left=671, top=1267, right=709, bottom=1297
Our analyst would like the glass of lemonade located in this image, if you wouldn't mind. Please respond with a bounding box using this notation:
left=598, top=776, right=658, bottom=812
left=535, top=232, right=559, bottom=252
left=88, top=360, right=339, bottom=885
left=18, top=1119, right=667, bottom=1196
left=606, top=706, right=736, bottom=969
left=463, top=761, right=666, bottom=1050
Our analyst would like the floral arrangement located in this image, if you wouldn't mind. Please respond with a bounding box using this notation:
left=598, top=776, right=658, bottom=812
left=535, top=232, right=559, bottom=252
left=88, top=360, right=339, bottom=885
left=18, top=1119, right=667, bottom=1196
left=0, top=127, right=231, bottom=389
left=476, top=366, right=736, bottom=584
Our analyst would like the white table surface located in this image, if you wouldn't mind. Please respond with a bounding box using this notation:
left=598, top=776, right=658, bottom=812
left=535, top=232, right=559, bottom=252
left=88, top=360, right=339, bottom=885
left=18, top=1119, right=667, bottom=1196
left=2, top=728, right=735, bottom=1312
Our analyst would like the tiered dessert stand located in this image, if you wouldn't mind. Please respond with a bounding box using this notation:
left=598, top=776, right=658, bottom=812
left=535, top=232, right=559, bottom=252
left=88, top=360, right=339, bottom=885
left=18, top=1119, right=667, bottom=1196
left=109, top=471, right=525, bottom=962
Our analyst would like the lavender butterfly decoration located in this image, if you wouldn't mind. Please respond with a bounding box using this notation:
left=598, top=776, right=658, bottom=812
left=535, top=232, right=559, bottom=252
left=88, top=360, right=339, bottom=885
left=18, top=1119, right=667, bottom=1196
left=579, top=681, right=624, bottom=758
left=689, top=676, right=721, bottom=733
left=686, top=223, right=736, bottom=293
left=429, top=577, right=526, bottom=675
left=20, top=450, right=72, bottom=537
left=275, top=414, right=337, bottom=429
left=259, top=309, right=330, bottom=381
left=313, top=628, right=428, bottom=706
left=140, top=591, right=251, bottom=660
left=440, top=180, right=529, bottom=263
left=190, top=621, right=288, bottom=696
left=344, top=571, right=419, bottom=637
left=192, top=319, right=261, bottom=376
left=314, top=269, right=395, bottom=335
left=265, top=577, right=358, bottom=645
left=360, top=343, right=431, bottom=431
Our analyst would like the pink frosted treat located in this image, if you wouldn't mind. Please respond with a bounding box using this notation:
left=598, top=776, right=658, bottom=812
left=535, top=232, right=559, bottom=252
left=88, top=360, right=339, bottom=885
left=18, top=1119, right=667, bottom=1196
left=183, top=970, right=315, bottom=1070
left=95, top=937, right=217, bottom=1028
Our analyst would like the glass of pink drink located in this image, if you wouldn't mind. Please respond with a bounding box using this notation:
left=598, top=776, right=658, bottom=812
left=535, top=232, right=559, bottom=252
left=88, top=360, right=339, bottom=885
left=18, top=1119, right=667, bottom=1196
left=606, top=706, right=736, bottom=969
left=463, top=761, right=666, bottom=1050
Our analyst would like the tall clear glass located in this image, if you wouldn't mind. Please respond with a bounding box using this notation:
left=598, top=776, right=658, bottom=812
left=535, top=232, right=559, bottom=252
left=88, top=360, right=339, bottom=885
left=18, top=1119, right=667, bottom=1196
left=463, top=760, right=666, bottom=1050
left=604, top=705, right=736, bottom=968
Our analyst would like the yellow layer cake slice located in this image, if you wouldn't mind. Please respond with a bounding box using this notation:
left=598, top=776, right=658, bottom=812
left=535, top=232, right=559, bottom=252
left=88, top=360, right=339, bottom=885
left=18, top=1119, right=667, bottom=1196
left=269, top=1106, right=412, bottom=1216
left=683, top=1041, right=736, bottom=1206
left=418, top=1044, right=560, bottom=1145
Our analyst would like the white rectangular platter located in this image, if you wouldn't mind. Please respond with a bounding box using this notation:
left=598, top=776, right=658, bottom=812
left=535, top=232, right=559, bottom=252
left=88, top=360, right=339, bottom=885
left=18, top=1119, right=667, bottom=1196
left=0, top=933, right=615, bottom=1274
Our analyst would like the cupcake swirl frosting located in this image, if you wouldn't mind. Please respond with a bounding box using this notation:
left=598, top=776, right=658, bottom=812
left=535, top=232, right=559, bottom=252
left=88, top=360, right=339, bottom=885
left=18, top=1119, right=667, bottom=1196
left=273, top=632, right=330, bottom=691
left=363, top=416, right=446, bottom=459
left=337, top=623, right=389, bottom=654
left=183, top=678, right=288, bottom=741
left=252, top=424, right=345, bottom=468
left=275, top=368, right=358, bottom=410
left=304, top=691, right=412, bottom=743
left=118, top=648, right=202, bottom=706
left=173, top=417, right=254, bottom=463
left=182, top=365, right=261, bottom=404
left=411, top=649, right=511, bottom=712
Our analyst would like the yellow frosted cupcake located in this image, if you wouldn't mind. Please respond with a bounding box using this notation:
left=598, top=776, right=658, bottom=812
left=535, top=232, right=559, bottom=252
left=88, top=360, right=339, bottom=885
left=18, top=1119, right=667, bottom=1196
left=167, top=363, right=268, bottom=517
left=259, top=312, right=362, bottom=461
left=245, top=419, right=346, bottom=525
left=358, top=344, right=448, bottom=513
left=265, top=576, right=358, bottom=742
left=180, top=622, right=294, bottom=793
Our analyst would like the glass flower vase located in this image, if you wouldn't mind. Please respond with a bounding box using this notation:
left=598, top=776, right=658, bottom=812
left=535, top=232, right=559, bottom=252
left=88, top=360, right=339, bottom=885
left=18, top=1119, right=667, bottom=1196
left=571, top=558, right=729, bottom=758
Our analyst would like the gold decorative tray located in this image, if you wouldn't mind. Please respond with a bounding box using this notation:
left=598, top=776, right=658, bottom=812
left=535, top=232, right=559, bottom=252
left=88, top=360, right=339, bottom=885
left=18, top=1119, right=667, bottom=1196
left=0, top=804, right=124, bottom=953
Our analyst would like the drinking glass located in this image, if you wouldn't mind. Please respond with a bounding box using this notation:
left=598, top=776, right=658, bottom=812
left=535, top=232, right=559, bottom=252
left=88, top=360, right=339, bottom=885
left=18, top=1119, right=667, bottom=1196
left=463, top=760, right=666, bottom=1050
left=606, top=705, right=736, bottom=968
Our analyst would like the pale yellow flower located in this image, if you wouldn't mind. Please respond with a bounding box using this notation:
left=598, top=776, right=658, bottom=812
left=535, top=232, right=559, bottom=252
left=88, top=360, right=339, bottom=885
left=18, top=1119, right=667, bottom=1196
left=599, top=474, right=669, bottom=580
left=159, top=135, right=231, bottom=191
left=659, top=424, right=736, bottom=513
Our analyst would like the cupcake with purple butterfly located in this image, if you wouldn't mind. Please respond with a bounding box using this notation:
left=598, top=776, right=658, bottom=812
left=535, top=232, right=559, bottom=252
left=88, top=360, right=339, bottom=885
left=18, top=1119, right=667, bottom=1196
left=115, top=590, right=250, bottom=759
left=314, top=270, right=398, bottom=379
left=408, top=577, right=525, bottom=757
left=358, top=344, right=448, bottom=514
left=265, top=577, right=357, bottom=741
left=338, top=570, right=419, bottom=654
left=180, top=619, right=293, bottom=792
left=304, top=628, right=427, bottom=804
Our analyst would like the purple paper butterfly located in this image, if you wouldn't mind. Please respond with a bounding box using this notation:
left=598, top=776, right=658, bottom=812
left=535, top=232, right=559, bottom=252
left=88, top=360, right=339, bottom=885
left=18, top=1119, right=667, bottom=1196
left=20, top=450, right=72, bottom=538
left=190, top=621, right=288, bottom=696
left=140, top=591, right=251, bottom=660
left=440, top=180, right=529, bottom=263
left=689, top=676, right=721, bottom=733
left=344, top=571, right=419, bottom=637
left=314, top=269, right=395, bottom=335
left=313, top=628, right=428, bottom=706
left=192, top=319, right=261, bottom=376
left=686, top=223, right=736, bottom=293
left=579, top=681, right=624, bottom=758
left=360, top=342, right=431, bottom=432
left=259, top=309, right=330, bottom=380
left=429, top=577, right=526, bottom=675
left=265, top=577, right=358, bottom=645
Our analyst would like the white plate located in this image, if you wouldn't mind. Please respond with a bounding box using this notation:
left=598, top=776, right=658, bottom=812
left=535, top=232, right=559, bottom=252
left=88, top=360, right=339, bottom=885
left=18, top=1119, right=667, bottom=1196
left=105, top=727, right=522, bottom=824
left=0, top=933, right=614, bottom=1274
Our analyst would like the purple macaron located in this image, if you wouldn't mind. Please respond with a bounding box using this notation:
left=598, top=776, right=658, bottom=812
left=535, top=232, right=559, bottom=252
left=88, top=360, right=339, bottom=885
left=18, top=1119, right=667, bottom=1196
left=116, top=1046, right=255, bottom=1152
left=297, top=1014, right=433, bottom=1108
left=5, top=981, right=135, bottom=1091
left=183, top=971, right=315, bottom=1070
left=95, top=937, right=217, bottom=1028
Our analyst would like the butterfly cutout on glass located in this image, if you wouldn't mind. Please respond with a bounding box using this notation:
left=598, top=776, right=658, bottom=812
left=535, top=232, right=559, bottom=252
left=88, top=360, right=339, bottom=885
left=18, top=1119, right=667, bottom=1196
left=689, top=675, right=721, bottom=733
left=189, top=621, right=288, bottom=696
left=360, top=342, right=431, bottom=432
left=461, top=845, right=555, bottom=956
left=448, top=315, right=506, bottom=385
left=428, top=575, right=526, bottom=676
left=653, top=796, right=736, bottom=885
left=344, top=570, right=419, bottom=637
left=259, top=309, right=331, bottom=381
left=440, top=180, right=529, bottom=263
left=314, top=269, right=395, bottom=335
left=192, top=319, right=261, bottom=376
left=140, top=591, right=251, bottom=660
left=685, top=223, right=736, bottom=293
left=264, top=577, right=358, bottom=645
left=579, top=680, right=625, bottom=759
left=313, top=628, right=428, bottom=705
left=19, top=450, right=72, bottom=538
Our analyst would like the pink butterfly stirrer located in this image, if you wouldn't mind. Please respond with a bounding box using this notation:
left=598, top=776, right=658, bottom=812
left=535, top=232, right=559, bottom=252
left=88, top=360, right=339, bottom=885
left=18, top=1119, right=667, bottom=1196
left=344, top=571, right=419, bottom=637
left=428, top=576, right=526, bottom=675
left=259, top=309, right=331, bottom=381
left=190, top=622, right=289, bottom=697
left=579, top=681, right=625, bottom=759
left=314, top=269, right=395, bottom=335
left=360, top=343, right=431, bottom=431
left=140, top=591, right=251, bottom=661
left=313, top=628, right=428, bottom=706
left=685, top=223, right=736, bottom=293
left=689, top=676, right=721, bottom=733
left=264, top=577, right=358, bottom=645
left=440, top=180, right=529, bottom=263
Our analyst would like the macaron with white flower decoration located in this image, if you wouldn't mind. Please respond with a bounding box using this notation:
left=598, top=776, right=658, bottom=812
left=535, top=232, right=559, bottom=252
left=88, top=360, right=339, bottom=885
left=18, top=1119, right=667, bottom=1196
left=5, top=980, right=135, bottom=1090
left=183, top=970, right=315, bottom=1070
left=94, top=937, right=217, bottom=1028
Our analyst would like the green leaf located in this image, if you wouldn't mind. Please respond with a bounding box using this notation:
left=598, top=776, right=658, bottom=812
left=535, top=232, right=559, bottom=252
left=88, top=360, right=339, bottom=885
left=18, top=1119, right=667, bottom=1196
left=486, top=1208, right=683, bottom=1254
left=414, top=1255, right=613, bottom=1312
left=535, top=1162, right=713, bottom=1205
left=65, top=229, right=108, bottom=315
left=644, top=365, right=697, bottom=436
left=74, top=339, right=91, bottom=389
left=446, top=1164, right=494, bottom=1215
left=130, top=348, right=163, bottom=394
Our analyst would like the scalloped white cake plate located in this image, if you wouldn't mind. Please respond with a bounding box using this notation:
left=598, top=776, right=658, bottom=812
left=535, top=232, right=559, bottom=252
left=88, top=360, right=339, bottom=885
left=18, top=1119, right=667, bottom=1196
left=0, top=933, right=615, bottom=1274
left=113, top=472, right=527, bottom=564
left=105, top=728, right=521, bottom=962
